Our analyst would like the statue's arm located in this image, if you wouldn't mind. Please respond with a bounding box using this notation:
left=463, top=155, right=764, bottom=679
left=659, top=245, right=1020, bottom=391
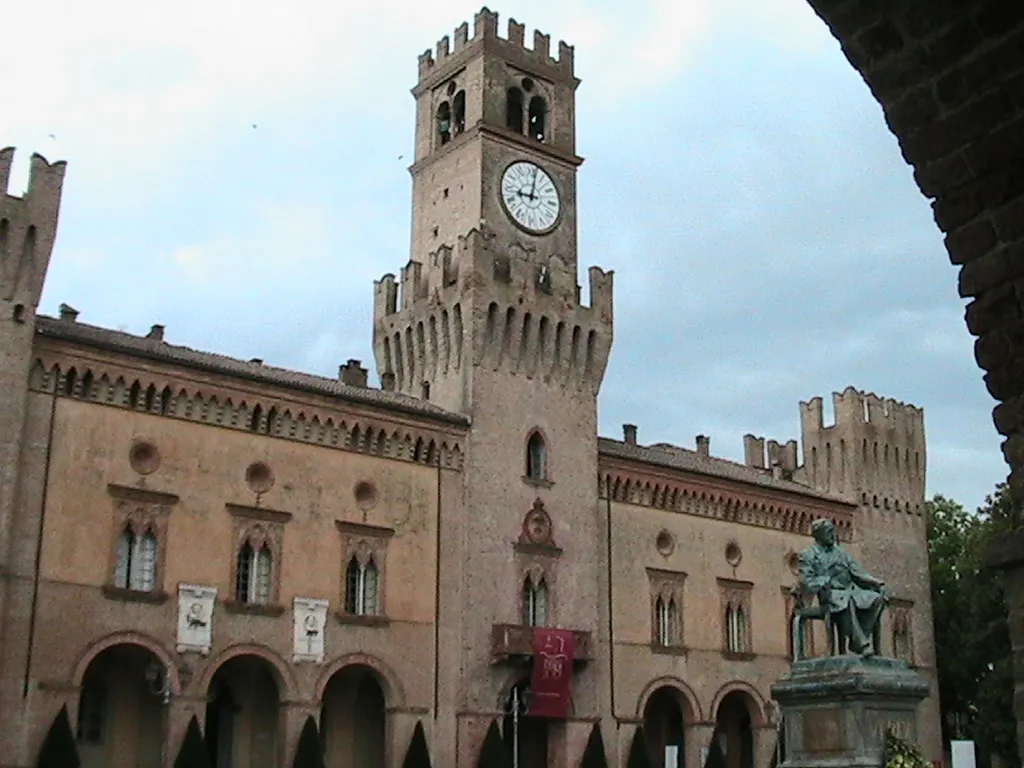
left=847, top=552, right=886, bottom=589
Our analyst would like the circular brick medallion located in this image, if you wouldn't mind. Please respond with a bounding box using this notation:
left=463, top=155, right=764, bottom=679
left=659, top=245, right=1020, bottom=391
left=354, top=481, right=378, bottom=511
left=128, top=441, right=161, bottom=475
left=245, top=462, right=275, bottom=494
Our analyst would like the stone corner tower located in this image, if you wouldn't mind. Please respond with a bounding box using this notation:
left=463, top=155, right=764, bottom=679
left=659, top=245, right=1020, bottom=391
left=0, top=147, right=66, bottom=564
left=798, top=385, right=927, bottom=513
left=370, top=8, right=615, bottom=761
left=798, top=386, right=940, bottom=758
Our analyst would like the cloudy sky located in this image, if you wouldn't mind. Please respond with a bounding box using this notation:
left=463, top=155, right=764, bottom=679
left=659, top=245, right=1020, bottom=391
left=1, top=0, right=1005, bottom=510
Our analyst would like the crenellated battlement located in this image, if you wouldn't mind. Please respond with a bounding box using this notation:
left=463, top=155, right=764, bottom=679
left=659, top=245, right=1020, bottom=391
left=743, top=434, right=800, bottom=477
left=800, top=386, right=924, bottom=438
left=373, top=226, right=612, bottom=322
left=372, top=226, right=613, bottom=407
left=799, top=386, right=926, bottom=514
left=0, top=147, right=67, bottom=312
left=417, top=8, right=575, bottom=84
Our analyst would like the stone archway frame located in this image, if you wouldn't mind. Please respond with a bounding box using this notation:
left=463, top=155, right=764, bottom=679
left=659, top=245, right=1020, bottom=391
left=71, top=630, right=183, bottom=695
left=709, top=681, right=768, bottom=728
left=635, top=676, right=704, bottom=724
left=197, top=643, right=299, bottom=702
left=313, top=651, right=407, bottom=709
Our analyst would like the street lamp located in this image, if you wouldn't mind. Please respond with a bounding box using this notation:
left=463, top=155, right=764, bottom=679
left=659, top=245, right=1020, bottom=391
left=502, top=685, right=531, bottom=768
left=145, top=661, right=172, bottom=767
left=145, top=661, right=172, bottom=704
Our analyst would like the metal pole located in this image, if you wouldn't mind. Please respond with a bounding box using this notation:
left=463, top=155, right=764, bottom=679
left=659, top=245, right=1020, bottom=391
left=512, top=687, right=520, bottom=768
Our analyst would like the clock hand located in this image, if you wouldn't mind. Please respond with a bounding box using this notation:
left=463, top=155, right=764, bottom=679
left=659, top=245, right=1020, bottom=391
left=527, top=167, right=539, bottom=198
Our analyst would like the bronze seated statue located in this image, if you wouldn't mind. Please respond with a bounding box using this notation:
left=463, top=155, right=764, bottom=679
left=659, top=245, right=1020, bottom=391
left=791, top=518, right=889, bottom=660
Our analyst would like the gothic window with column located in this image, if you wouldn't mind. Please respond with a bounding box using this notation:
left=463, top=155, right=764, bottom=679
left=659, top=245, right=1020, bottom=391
left=725, top=602, right=750, bottom=653
left=105, top=486, right=176, bottom=600
left=719, top=578, right=753, bottom=657
left=235, top=537, right=273, bottom=604
left=226, top=504, right=290, bottom=611
left=114, top=524, right=158, bottom=592
left=335, top=520, right=393, bottom=622
left=648, top=568, right=687, bottom=651
left=345, top=555, right=380, bottom=616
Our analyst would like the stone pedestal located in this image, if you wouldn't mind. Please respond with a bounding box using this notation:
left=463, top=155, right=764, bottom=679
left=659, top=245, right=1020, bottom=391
left=770, top=656, right=930, bottom=768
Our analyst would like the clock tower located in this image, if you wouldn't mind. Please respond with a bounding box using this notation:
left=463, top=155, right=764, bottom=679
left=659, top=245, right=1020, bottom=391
left=373, top=9, right=614, bottom=763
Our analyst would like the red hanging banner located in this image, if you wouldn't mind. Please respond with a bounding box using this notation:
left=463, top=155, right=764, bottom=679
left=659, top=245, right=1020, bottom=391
left=528, top=628, right=575, bottom=719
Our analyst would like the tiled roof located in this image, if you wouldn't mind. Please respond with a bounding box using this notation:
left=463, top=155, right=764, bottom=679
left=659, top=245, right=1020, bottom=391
left=35, top=316, right=470, bottom=426
left=597, top=437, right=852, bottom=505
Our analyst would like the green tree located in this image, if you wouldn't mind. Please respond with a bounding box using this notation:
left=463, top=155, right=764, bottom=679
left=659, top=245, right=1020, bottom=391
left=626, top=726, right=653, bottom=768
left=173, top=715, right=212, bottom=768
left=36, top=705, right=81, bottom=768
left=580, top=722, right=609, bottom=768
left=402, top=720, right=432, bottom=768
left=292, top=716, right=326, bottom=768
left=928, top=486, right=1018, bottom=768
left=476, top=720, right=511, bottom=768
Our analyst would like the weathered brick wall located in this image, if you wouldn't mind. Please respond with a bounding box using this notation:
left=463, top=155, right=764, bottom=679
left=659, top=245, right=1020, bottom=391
left=806, top=0, right=1024, bottom=761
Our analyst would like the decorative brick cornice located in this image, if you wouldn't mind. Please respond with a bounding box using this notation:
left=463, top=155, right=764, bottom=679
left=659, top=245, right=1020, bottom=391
left=28, top=353, right=466, bottom=472
left=598, top=461, right=854, bottom=542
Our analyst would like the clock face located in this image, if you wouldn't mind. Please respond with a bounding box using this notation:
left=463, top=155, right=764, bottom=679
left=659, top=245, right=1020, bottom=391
left=500, top=161, right=561, bottom=233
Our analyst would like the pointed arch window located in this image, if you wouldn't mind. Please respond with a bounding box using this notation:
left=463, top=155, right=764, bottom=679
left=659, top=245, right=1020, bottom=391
left=648, top=568, right=686, bottom=651
left=506, top=87, right=524, bottom=133
left=235, top=539, right=273, bottom=604
left=655, top=596, right=681, bottom=647
left=114, top=525, right=158, bottom=592
left=522, top=575, right=549, bottom=627
left=725, top=602, right=749, bottom=653
left=437, top=101, right=452, bottom=146
left=345, top=556, right=380, bottom=616
left=453, top=90, right=466, bottom=135
left=525, top=431, right=547, bottom=482
left=528, top=96, right=547, bottom=142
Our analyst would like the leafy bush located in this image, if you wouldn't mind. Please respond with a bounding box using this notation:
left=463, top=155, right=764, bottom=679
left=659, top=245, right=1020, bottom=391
left=882, top=729, right=929, bottom=768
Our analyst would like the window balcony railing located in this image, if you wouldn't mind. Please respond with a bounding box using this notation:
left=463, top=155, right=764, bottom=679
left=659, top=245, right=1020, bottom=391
left=490, top=624, right=594, bottom=664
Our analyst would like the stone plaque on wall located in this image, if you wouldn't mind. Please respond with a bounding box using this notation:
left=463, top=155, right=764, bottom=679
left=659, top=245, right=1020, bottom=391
left=293, top=597, right=329, bottom=663
left=802, top=708, right=847, bottom=754
left=176, top=584, right=217, bottom=655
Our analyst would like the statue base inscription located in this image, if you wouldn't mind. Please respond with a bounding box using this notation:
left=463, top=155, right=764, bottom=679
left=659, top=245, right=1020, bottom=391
left=770, top=656, right=929, bottom=768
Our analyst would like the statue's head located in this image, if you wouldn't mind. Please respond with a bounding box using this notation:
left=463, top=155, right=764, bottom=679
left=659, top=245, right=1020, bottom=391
left=810, top=518, right=837, bottom=546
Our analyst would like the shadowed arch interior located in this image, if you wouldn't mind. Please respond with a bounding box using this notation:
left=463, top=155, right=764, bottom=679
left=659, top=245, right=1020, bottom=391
left=320, top=664, right=387, bottom=768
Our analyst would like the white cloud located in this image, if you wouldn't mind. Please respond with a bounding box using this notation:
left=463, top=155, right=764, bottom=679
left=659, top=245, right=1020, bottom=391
left=1, top=0, right=836, bottom=193
left=171, top=245, right=210, bottom=284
